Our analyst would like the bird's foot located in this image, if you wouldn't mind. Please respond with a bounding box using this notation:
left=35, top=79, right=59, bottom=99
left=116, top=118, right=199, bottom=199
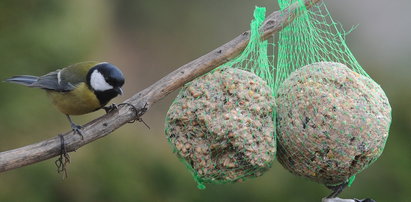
left=326, top=181, right=349, bottom=199
left=55, top=134, right=71, bottom=179
left=66, top=115, right=84, bottom=139
left=70, top=122, right=84, bottom=140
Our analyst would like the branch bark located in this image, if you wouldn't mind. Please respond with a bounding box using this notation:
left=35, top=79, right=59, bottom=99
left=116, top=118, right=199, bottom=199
left=0, top=0, right=321, bottom=173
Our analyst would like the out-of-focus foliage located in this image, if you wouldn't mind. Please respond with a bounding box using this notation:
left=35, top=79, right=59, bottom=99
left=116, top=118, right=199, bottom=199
left=0, top=0, right=410, bottom=202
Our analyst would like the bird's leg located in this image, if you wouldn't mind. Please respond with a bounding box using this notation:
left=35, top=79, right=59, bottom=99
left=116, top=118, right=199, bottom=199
left=66, top=115, right=84, bottom=139
left=326, top=181, right=349, bottom=198
left=55, top=134, right=70, bottom=179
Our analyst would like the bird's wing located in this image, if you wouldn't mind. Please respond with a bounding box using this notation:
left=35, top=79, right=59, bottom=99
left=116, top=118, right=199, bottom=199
left=34, top=61, right=98, bottom=92
left=34, top=70, right=76, bottom=92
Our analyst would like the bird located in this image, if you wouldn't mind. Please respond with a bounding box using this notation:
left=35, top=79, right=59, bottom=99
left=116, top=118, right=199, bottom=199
left=4, top=61, right=125, bottom=138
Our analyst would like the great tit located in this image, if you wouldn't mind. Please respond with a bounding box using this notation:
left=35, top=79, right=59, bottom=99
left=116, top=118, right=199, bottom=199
left=5, top=61, right=125, bottom=138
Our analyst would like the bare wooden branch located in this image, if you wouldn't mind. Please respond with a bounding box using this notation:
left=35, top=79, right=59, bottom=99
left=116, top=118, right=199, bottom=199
left=0, top=0, right=321, bottom=173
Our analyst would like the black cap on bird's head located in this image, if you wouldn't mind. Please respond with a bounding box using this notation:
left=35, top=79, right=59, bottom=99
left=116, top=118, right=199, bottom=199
left=86, top=62, right=125, bottom=106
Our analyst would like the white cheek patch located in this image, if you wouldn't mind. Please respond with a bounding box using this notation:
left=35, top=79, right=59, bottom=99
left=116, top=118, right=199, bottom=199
left=90, top=70, right=113, bottom=91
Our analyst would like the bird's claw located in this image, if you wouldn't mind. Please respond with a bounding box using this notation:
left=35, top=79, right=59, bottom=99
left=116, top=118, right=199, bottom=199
left=66, top=115, right=84, bottom=140
left=70, top=123, right=84, bottom=140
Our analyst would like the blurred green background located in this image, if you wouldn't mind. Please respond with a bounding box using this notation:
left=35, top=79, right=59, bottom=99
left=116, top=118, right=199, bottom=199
left=0, top=0, right=410, bottom=201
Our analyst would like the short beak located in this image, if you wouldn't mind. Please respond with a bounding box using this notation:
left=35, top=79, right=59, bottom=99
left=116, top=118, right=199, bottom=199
left=116, top=87, right=123, bottom=95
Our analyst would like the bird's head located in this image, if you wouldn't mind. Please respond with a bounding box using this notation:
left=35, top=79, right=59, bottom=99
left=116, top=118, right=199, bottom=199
left=87, top=62, right=125, bottom=106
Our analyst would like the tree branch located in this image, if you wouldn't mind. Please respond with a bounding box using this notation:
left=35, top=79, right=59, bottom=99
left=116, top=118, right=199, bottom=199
left=0, top=0, right=321, bottom=173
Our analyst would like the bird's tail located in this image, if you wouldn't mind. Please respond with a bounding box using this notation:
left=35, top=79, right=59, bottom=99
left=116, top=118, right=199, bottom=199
left=4, top=75, right=39, bottom=86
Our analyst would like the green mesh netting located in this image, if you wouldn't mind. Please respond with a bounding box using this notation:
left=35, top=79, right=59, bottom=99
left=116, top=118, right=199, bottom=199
left=165, top=7, right=277, bottom=189
left=274, top=0, right=392, bottom=187
left=165, top=1, right=392, bottom=191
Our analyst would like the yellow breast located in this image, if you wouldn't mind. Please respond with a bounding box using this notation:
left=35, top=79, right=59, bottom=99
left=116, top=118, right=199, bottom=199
left=47, top=83, right=101, bottom=115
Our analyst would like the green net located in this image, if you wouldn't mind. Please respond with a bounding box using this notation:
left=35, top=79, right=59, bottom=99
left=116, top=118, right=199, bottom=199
left=165, top=1, right=392, bottom=191
left=274, top=0, right=392, bottom=187
left=165, top=7, right=276, bottom=189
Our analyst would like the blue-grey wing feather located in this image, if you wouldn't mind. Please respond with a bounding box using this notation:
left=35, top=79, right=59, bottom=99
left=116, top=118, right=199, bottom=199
left=34, top=70, right=76, bottom=91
